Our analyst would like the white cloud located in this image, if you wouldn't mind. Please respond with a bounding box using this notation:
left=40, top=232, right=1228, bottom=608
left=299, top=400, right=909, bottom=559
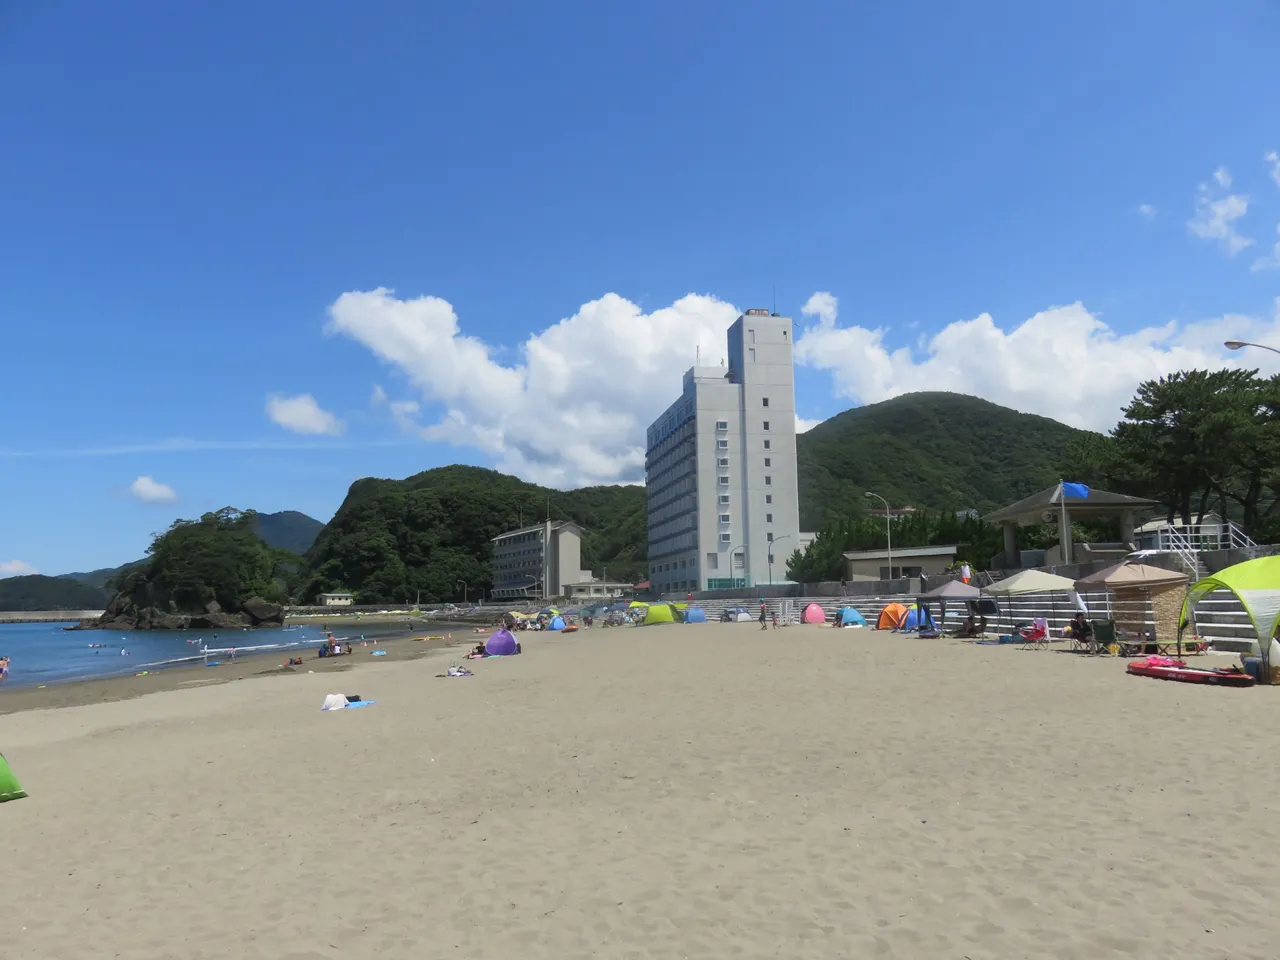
left=0, top=559, right=37, bottom=578
left=265, top=393, right=345, bottom=436
left=1137, top=203, right=1157, bottom=220
left=1267, top=151, right=1280, bottom=188
left=370, top=384, right=388, bottom=406
left=1252, top=223, right=1280, bottom=273
left=795, top=415, right=821, bottom=433
left=1214, top=166, right=1233, bottom=189
left=328, top=289, right=742, bottom=487
left=1188, top=178, right=1253, bottom=255
left=129, top=475, right=177, bottom=503
left=794, top=293, right=1280, bottom=433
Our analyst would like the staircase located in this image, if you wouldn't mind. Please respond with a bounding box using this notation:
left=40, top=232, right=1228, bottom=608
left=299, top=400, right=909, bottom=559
left=1146, top=520, right=1259, bottom=581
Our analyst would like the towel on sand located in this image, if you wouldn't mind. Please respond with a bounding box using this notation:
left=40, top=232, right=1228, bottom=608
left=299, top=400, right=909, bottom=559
left=321, top=694, right=376, bottom=711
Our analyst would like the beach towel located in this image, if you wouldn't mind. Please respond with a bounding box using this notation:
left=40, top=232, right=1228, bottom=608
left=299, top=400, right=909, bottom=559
left=321, top=694, right=376, bottom=711
left=371, top=649, right=388, bottom=656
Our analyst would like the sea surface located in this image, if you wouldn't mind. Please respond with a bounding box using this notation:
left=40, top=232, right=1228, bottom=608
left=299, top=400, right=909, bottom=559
left=0, top=621, right=335, bottom=688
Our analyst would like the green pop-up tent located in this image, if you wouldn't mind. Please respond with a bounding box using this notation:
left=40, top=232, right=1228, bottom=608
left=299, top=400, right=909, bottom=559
left=0, top=752, right=27, bottom=802
left=1181, top=555, right=1280, bottom=669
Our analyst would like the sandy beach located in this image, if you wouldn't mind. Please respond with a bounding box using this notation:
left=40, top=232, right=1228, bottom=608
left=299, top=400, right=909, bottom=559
left=2, top=622, right=1278, bottom=959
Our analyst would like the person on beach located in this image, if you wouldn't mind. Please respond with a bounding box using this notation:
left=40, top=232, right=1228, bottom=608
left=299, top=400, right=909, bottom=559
left=759, top=601, right=768, bottom=630
left=0, top=656, right=9, bottom=680
left=771, top=611, right=779, bottom=629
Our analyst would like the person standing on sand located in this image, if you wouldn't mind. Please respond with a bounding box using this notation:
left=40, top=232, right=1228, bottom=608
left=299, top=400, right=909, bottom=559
left=759, top=601, right=768, bottom=630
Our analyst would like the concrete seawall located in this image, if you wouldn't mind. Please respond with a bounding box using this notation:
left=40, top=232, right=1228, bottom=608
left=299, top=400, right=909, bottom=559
left=0, top=610, right=104, bottom=624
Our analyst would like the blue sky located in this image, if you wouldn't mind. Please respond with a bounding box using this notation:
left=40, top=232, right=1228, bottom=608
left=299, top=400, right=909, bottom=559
left=3, top=1, right=1280, bottom=574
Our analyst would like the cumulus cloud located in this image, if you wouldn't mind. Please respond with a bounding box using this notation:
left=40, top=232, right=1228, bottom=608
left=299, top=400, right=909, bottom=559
left=129, top=475, right=177, bottom=503
left=1188, top=172, right=1253, bottom=255
left=329, top=289, right=742, bottom=487
left=795, top=415, right=821, bottom=433
left=794, top=294, right=1280, bottom=432
left=1137, top=203, right=1157, bottom=220
left=265, top=393, right=345, bottom=436
left=0, top=559, right=37, bottom=578
left=801, top=291, right=838, bottom=325
left=1267, top=151, right=1280, bottom=188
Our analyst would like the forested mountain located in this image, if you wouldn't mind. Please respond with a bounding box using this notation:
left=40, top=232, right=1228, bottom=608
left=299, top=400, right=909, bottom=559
left=795, top=392, right=1092, bottom=530
left=0, top=575, right=109, bottom=612
left=300, top=465, right=646, bottom=605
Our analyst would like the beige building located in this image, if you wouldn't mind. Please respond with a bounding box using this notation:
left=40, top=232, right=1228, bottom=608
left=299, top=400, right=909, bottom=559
left=564, top=579, right=634, bottom=601
left=842, top=545, right=957, bottom=581
left=490, top=521, right=583, bottom=601
left=317, top=592, right=354, bottom=606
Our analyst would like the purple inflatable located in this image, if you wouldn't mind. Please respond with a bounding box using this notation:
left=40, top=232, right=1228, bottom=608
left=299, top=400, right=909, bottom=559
left=485, top=628, right=519, bottom=656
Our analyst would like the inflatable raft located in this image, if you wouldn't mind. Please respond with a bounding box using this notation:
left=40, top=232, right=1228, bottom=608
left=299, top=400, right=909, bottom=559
left=1126, top=659, right=1256, bottom=687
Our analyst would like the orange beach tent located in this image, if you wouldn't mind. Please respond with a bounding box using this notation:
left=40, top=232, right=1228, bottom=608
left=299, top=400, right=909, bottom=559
left=876, top=602, right=909, bottom=630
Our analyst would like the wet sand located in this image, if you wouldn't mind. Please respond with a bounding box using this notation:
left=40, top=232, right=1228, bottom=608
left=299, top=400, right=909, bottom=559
left=2, top=623, right=1278, bottom=959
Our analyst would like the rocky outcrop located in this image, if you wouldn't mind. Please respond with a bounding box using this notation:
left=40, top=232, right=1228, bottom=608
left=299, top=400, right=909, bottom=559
left=74, top=593, right=285, bottom=631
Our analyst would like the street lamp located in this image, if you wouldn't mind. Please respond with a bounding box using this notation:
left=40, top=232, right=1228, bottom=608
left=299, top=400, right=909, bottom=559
left=1225, top=340, right=1280, bottom=355
left=721, top=543, right=745, bottom=589
left=864, top=491, right=893, bottom=580
left=456, top=579, right=468, bottom=604
left=768, top=535, right=791, bottom=584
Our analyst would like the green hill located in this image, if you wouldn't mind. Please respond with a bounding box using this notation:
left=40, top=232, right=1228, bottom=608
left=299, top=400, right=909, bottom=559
left=59, top=510, right=324, bottom=589
left=301, top=465, right=645, bottom=605
left=0, top=575, right=109, bottom=612
left=795, top=392, right=1094, bottom=530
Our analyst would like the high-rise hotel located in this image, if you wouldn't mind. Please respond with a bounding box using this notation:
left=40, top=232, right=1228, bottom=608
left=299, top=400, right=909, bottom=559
left=645, top=309, right=800, bottom=594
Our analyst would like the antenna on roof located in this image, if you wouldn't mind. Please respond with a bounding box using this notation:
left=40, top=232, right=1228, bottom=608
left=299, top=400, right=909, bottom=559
left=696, top=344, right=700, bottom=366
left=772, top=285, right=776, bottom=315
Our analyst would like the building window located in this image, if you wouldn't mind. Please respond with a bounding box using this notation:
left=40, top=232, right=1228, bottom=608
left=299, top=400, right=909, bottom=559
left=765, top=476, right=772, bottom=486
left=749, top=328, right=755, bottom=344
left=749, top=348, right=756, bottom=362
left=720, top=533, right=731, bottom=543
left=764, top=457, right=771, bottom=467
left=716, top=420, right=728, bottom=430
left=718, top=494, right=729, bottom=504
left=717, top=439, right=728, bottom=449
left=762, top=397, right=769, bottom=407
left=718, top=457, right=729, bottom=467
left=719, top=513, right=730, bottom=523
left=767, top=532, right=774, bottom=542
left=764, top=439, right=770, bottom=449
left=719, top=476, right=729, bottom=486
left=767, top=513, right=773, bottom=522
left=706, top=553, right=718, bottom=570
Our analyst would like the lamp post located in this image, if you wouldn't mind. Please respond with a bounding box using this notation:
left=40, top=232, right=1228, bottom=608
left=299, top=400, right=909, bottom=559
left=456, top=579, right=468, bottom=604
left=768, top=535, right=791, bottom=584
left=721, top=543, right=745, bottom=589
left=864, top=491, right=893, bottom=580
left=1225, top=340, right=1280, bottom=355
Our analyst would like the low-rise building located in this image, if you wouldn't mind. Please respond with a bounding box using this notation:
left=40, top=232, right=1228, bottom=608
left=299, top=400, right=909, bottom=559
left=317, top=592, right=355, bottom=606
left=842, top=545, right=957, bottom=581
left=490, top=521, right=583, bottom=601
left=564, top=579, right=634, bottom=600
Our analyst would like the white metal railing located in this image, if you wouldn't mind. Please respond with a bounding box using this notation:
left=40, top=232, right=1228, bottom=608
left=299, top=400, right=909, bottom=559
left=1158, top=525, right=1205, bottom=578
left=1147, top=520, right=1258, bottom=554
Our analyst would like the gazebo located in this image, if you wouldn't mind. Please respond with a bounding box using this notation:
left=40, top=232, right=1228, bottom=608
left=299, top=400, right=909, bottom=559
left=985, top=482, right=1160, bottom=569
left=1074, top=562, right=1189, bottom=646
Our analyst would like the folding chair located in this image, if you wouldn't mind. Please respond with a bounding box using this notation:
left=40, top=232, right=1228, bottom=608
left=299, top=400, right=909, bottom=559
left=1019, top=617, right=1049, bottom=650
left=1090, top=619, right=1116, bottom=656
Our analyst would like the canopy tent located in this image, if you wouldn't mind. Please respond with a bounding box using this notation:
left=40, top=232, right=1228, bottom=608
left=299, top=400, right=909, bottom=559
left=919, top=580, right=981, bottom=628
left=540, top=607, right=560, bottom=615
left=0, top=752, right=26, bottom=803
left=1182, top=556, right=1280, bottom=670
left=486, top=628, right=519, bottom=655
left=983, top=569, right=1078, bottom=594
left=561, top=607, right=581, bottom=616
left=685, top=606, right=707, bottom=623
left=876, top=602, right=909, bottom=630
left=1074, top=562, right=1189, bottom=590
left=801, top=603, right=827, bottom=624
left=837, top=606, right=867, bottom=627
left=548, top=616, right=566, bottom=631
left=643, top=603, right=677, bottom=625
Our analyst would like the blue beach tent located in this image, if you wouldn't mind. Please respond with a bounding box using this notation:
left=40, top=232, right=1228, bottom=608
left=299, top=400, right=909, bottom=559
left=685, top=607, right=707, bottom=623
left=898, top=603, right=935, bottom=632
left=548, top=615, right=566, bottom=631
left=837, top=606, right=867, bottom=627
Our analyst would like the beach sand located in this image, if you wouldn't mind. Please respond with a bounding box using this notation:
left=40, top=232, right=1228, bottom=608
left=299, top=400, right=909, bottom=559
left=2, top=623, right=1277, bottom=959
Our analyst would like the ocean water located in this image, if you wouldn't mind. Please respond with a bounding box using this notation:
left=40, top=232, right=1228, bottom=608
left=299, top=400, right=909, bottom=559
left=0, top=621, right=335, bottom=688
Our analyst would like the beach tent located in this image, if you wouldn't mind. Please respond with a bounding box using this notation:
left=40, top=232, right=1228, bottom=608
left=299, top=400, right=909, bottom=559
left=801, top=603, right=827, bottom=624
left=685, top=606, right=707, bottom=623
left=897, top=603, right=935, bottom=632
left=919, top=580, right=980, bottom=627
left=983, top=569, right=1078, bottom=595
left=876, top=602, right=909, bottom=630
left=837, top=606, right=867, bottom=627
left=643, top=603, right=676, bottom=625
left=725, top=605, right=753, bottom=622
left=548, top=616, right=567, bottom=631
left=486, top=628, right=519, bottom=655
left=1075, top=561, right=1188, bottom=590
left=1181, top=556, right=1280, bottom=668
left=628, top=601, right=649, bottom=609
left=0, top=753, right=26, bottom=803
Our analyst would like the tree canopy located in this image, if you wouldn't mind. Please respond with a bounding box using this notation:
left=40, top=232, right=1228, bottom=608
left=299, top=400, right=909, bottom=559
left=0, top=575, right=109, bottom=612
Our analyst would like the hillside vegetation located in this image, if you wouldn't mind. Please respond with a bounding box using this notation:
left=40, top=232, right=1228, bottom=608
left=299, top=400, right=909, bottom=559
left=301, top=465, right=646, bottom=605
left=0, top=575, right=109, bottom=612
left=796, top=392, right=1092, bottom=530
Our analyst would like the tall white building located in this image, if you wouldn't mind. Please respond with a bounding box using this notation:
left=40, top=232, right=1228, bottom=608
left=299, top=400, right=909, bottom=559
left=645, top=309, right=800, bottom=594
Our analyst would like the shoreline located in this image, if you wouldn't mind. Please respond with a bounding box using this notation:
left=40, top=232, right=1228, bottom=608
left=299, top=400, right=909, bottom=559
left=0, top=618, right=490, bottom=714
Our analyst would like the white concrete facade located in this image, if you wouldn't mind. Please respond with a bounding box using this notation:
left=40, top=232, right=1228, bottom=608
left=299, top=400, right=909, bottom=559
left=645, top=309, right=800, bottom=593
left=490, top=521, right=583, bottom=600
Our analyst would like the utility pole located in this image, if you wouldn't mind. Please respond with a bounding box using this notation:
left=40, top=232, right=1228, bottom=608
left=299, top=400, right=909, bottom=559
left=864, top=491, right=893, bottom=580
